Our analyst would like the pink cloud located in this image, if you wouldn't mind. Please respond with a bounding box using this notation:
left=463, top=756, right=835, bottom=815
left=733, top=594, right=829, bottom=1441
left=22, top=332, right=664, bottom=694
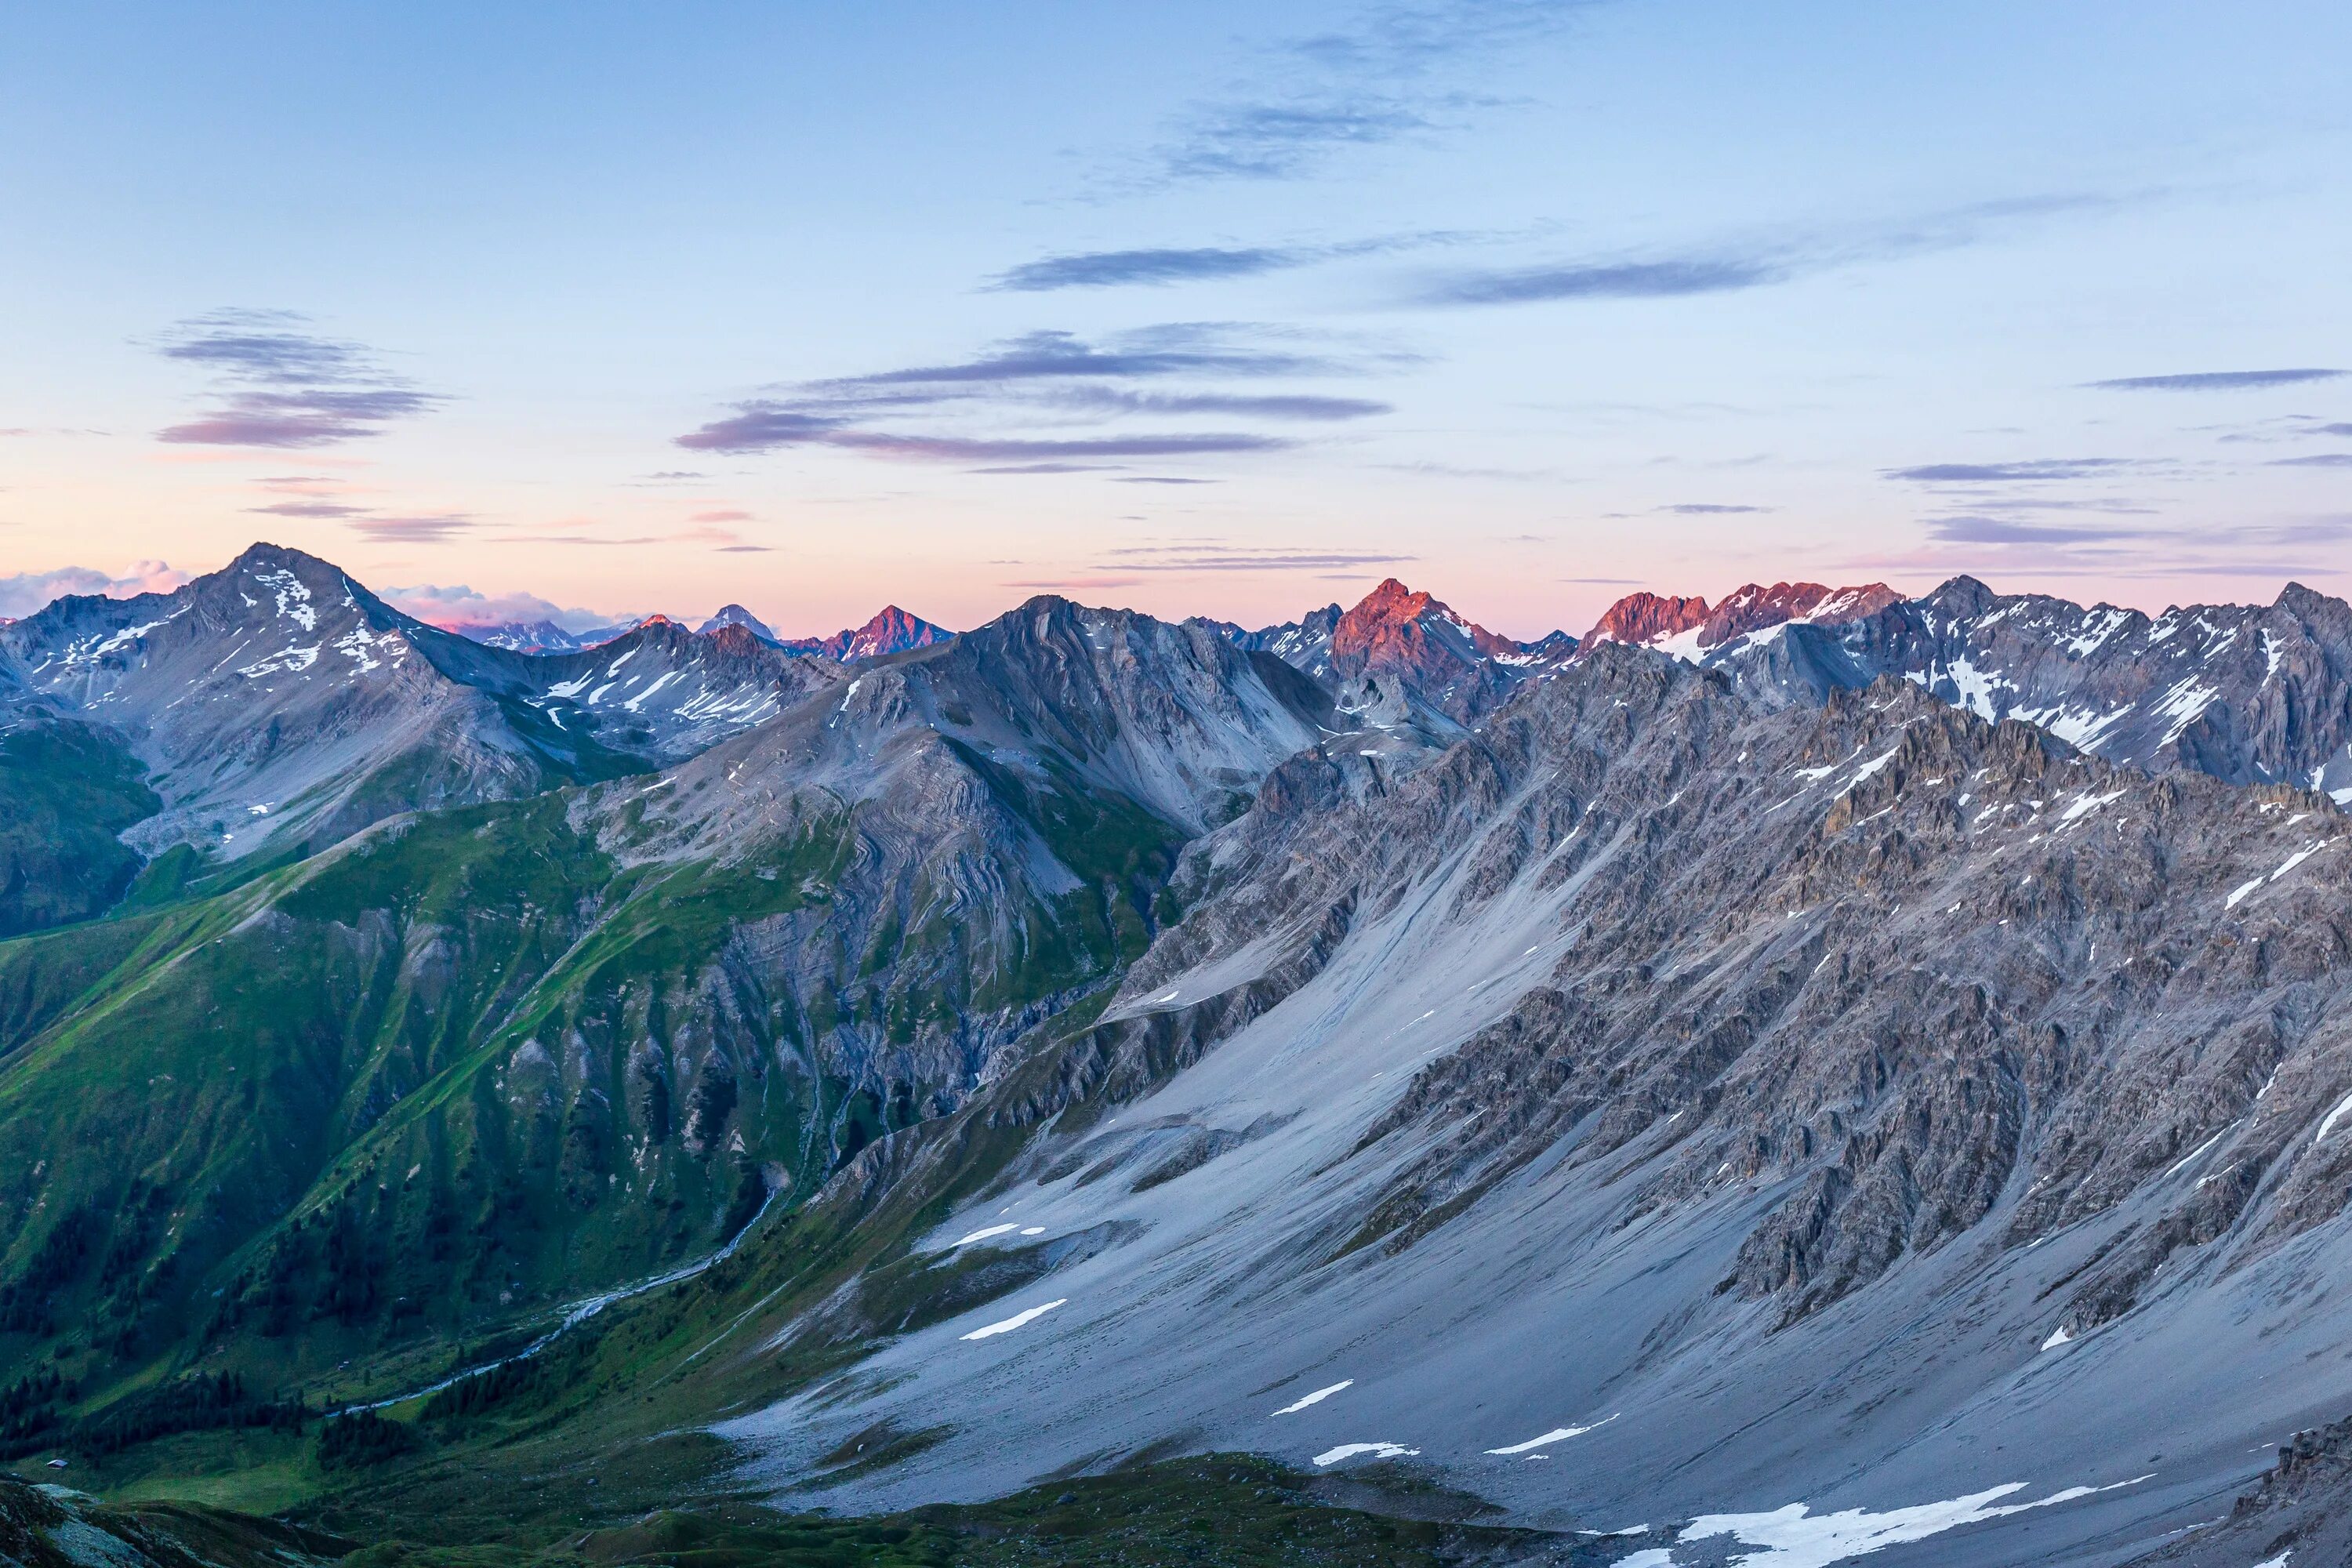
left=0, top=561, right=191, bottom=619
left=382, top=582, right=630, bottom=633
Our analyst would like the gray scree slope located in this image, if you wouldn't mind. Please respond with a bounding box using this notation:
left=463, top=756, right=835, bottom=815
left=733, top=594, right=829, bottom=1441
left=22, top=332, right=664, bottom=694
left=723, top=644, right=2352, bottom=1566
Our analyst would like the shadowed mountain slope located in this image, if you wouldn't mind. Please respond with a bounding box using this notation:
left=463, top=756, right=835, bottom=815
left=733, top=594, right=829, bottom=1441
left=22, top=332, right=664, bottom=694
left=0, top=590, right=1334, bottom=1445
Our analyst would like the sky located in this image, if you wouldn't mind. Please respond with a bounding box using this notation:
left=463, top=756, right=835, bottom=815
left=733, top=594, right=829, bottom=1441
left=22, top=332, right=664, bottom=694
left=2, top=0, right=2349, bottom=640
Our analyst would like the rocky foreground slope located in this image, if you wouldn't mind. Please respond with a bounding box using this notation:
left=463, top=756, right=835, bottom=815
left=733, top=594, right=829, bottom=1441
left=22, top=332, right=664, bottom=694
left=0, top=1477, right=342, bottom=1568
left=710, top=643, right=2352, bottom=1565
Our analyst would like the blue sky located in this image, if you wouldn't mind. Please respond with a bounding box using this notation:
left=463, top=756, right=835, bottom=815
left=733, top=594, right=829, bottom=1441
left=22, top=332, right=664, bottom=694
left=2, top=0, right=2348, bottom=637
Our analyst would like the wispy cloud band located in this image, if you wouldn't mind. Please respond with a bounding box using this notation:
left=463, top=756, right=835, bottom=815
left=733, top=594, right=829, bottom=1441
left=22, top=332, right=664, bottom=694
left=677, top=325, right=1385, bottom=466
left=151, top=310, right=442, bottom=447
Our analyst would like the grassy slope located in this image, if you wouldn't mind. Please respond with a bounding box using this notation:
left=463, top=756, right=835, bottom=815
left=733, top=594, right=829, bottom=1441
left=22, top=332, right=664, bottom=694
left=0, top=766, right=1597, bottom=1564
left=338, top=1455, right=1577, bottom=1568
left=0, top=717, right=160, bottom=938
left=0, top=739, right=1188, bottom=1495
left=4, top=1453, right=1588, bottom=1568
left=238, top=992, right=1165, bottom=1550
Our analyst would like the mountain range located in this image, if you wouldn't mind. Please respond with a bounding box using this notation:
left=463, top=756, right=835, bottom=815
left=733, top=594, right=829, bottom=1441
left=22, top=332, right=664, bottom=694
left=448, top=604, right=953, bottom=661
left=2, top=543, right=2350, bottom=1566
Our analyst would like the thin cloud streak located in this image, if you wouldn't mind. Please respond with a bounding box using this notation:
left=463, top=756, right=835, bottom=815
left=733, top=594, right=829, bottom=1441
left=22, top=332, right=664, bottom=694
left=990, top=247, right=1293, bottom=291
left=1428, top=257, right=1778, bottom=307
left=350, top=513, right=474, bottom=543
left=677, top=413, right=1289, bottom=461
left=1925, top=514, right=2147, bottom=544
left=1416, top=192, right=2133, bottom=310
left=1052, top=387, right=1391, bottom=419
left=1885, top=459, right=2136, bottom=483
left=248, top=500, right=371, bottom=518
left=1097, top=544, right=1414, bottom=572
left=815, top=327, right=1334, bottom=390
left=1835, top=513, right=2352, bottom=589
left=986, top=228, right=1507, bottom=293
left=2085, top=368, right=2347, bottom=392
left=1138, top=0, right=1610, bottom=185
left=1160, top=102, right=1433, bottom=182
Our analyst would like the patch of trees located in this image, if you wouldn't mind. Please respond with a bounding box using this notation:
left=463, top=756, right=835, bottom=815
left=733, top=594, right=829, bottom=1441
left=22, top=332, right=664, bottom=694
left=314, top=1408, right=421, bottom=1470
left=212, top=1189, right=390, bottom=1338
left=0, top=1368, right=307, bottom=1461
left=71, top=1371, right=304, bottom=1456
left=0, top=1184, right=182, bottom=1355
left=0, top=1206, right=103, bottom=1334
left=419, top=1356, right=539, bottom=1420
left=0, top=1370, right=72, bottom=1459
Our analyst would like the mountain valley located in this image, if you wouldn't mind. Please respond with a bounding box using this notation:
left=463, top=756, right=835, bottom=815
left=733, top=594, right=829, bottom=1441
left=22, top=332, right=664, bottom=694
left=2, top=546, right=2350, bottom=1567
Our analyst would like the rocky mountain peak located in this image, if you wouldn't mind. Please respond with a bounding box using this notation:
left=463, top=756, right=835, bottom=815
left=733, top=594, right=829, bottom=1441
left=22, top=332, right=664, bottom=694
left=836, top=604, right=952, bottom=661
left=1201, top=583, right=1565, bottom=729
left=1331, top=579, right=1476, bottom=676
left=452, top=619, right=586, bottom=654
left=698, top=603, right=779, bottom=641
left=699, top=622, right=773, bottom=656
left=775, top=604, right=954, bottom=661
left=2277, top=579, right=2340, bottom=616
left=1203, top=604, right=1344, bottom=681
left=1346, top=575, right=1432, bottom=619
left=1583, top=581, right=1900, bottom=661
left=1703, top=580, right=1897, bottom=643
left=1915, top=572, right=2001, bottom=618
left=1581, top=590, right=1712, bottom=649
left=220, top=538, right=331, bottom=576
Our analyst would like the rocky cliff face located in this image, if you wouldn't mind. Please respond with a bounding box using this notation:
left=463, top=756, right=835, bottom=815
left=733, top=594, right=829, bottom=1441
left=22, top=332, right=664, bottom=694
left=1848, top=576, right=2352, bottom=790
left=1200, top=604, right=1345, bottom=682
left=1578, top=588, right=1712, bottom=651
